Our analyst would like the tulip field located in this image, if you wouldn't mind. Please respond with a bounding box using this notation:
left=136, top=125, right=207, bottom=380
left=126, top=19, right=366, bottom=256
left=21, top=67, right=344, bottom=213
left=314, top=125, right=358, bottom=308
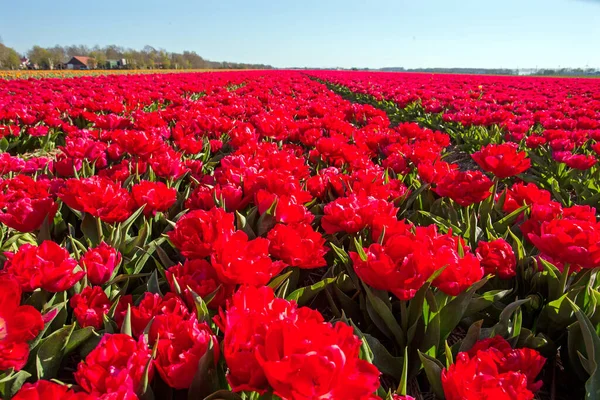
left=1, top=70, right=600, bottom=400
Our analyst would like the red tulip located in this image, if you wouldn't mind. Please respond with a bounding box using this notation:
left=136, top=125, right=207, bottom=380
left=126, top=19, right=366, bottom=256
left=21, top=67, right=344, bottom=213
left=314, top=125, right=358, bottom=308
left=471, top=143, right=530, bottom=178
left=166, top=258, right=234, bottom=309
left=435, top=170, right=493, bottom=207
left=168, top=208, right=235, bottom=259
left=131, top=180, right=177, bottom=216
left=4, top=241, right=84, bottom=292
left=0, top=175, right=58, bottom=233
left=528, top=218, right=600, bottom=268
left=267, top=223, right=328, bottom=269
left=75, top=334, right=153, bottom=396
left=476, top=239, right=517, bottom=279
left=0, top=275, right=44, bottom=371
left=59, top=177, right=134, bottom=223
left=80, top=242, right=121, bottom=285
left=211, top=231, right=286, bottom=286
left=149, top=314, right=218, bottom=389
left=13, top=380, right=96, bottom=400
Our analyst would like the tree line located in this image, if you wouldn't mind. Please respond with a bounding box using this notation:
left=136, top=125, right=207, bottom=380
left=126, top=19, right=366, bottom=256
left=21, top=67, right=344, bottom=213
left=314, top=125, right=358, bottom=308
left=0, top=39, right=272, bottom=70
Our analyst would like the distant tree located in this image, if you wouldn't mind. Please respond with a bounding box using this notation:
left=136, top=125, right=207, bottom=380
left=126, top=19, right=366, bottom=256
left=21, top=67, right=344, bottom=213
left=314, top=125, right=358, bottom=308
left=27, top=46, right=52, bottom=69
left=89, top=49, right=107, bottom=69
left=14, top=42, right=272, bottom=71
left=158, top=50, right=171, bottom=69
left=0, top=43, right=20, bottom=69
left=105, top=45, right=124, bottom=60
left=48, top=45, right=67, bottom=68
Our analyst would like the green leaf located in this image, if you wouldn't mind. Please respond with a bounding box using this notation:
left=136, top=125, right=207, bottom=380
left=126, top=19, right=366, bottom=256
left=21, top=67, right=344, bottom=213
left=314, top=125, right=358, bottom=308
left=139, top=335, right=158, bottom=399
left=286, top=277, right=337, bottom=306
left=444, top=340, right=454, bottom=368
left=568, top=298, right=600, bottom=399
left=353, top=237, right=368, bottom=262
left=418, top=351, right=445, bottom=399
left=0, top=137, right=9, bottom=152
left=363, top=283, right=405, bottom=348
left=4, top=370, right=31, bottom=398
left=120, top=205, right=146, bottom=235
left=352, top=324, right=403, bottom=380
left=507, top=227, right=525, bottom=261
left=154, top=244, right=175, bottom=268
left=492, top=204, right=529, bottom=233
left=36, top=214, right=52, bottom=245
left=466, top=289, right=511, bottom=315
left=330, top=243, right=350, bottom=266
left=202, top=391, right=243, bottom=400
left=267, top=270, right=293, bottom=291
left=188, top=338, right=218, bottom=400
left=36, top=324, right=75, bottom=379
left=81, top=213, right=100, bottom=246
left=30, top=301, right=66, bottom=349
left=147, top=269, right=163, bottom=296
left=492, top=298, right=530, bottom=337
left=439, top=278, right=488, bottom=341
left=64, top=326, right=96, bottom=355
left=459, top=320, right=484, bottom=353
left=121, top=304, right=133, bottom=336
left=189, top=288, right=211, bottom=323
left=256, top=198, right=278, bottom=236
left=398, top=346, right=409, bottom=395
left=235, top=210, right=256, bottom=240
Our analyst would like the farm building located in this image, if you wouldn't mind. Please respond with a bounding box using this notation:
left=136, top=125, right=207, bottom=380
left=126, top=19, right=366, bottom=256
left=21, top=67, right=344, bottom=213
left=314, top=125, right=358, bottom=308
left=105, top=59, right=127, bottom=69
left=66, top=56, right=95, bottom=70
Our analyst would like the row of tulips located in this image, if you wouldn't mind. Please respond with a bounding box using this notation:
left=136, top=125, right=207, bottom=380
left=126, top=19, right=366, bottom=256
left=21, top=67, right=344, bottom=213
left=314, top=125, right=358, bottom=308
left=0, top=70, right=596, bottom=399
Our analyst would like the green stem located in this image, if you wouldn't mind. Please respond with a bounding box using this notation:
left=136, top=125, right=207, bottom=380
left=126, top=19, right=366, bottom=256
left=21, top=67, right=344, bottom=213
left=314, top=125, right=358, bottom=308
left=96, top=217, right=104, bottom=243
left=400, top=300, right=409, bottom=334
left=559, top=263, right=570, bottom=295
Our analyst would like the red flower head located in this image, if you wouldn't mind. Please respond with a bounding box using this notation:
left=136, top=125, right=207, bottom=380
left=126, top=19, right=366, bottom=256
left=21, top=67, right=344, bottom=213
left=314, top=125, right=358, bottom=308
left=59, top=177, right=134, bottom=223
left=322, top=194, right=397, bottom=234
left=553, top=151, right=597, bottom=170
left=417, top=161, right=457, bottom=185
left=131, top=180, right=177, bottom=217
left=435, top=170, right=493, bottom=207
left=13, top=380, right=96, bottom=400
left=75, top=333, right=153, bottom=397
left=166, top=258, right=234, bottom=309
left=442, top=351, right=535, bottom=400
left=267, top=223, right=328, bottom=269
left=255, top=190, right=314, bottom=225
left=80, top=242, right=121, bottom=285
left=520, top=201, right=563, bottom=239
left=350, top=233, right=435, bottom=301
left=528, top=218, right=600, bottom=269
left=149, top=314, right=219, bottom=389
left=129, top=292, right=190, bottom=338
left=476, top=239, right=517, bottom=279
left=211, top=231, right=286, bottom=286
left=0, top=275, right=44, bottom=371
left=431, top=241, right=484, bottom=296
left=471, top=143, right=531, bottom=178
left=466, top=336, right=546, bottom=392
left=168, top=208, right=235, bottom=259
left=214, top=285, right=324, bottom=393
left=502, top=182, right=551, bottom=214
left=70, top=286, right=112, bottom=330
left=0, top=175, right=58, bottom=233
left=256, top=319, right=380, bottom=400
left=4, top=241, right=84, bottom=292
left=186, top=184, right=244, bottom=212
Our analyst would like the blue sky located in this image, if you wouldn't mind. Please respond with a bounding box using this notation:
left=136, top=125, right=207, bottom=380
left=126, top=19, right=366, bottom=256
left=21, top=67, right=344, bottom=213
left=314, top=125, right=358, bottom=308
left=1, top=0, right=599, bottom=69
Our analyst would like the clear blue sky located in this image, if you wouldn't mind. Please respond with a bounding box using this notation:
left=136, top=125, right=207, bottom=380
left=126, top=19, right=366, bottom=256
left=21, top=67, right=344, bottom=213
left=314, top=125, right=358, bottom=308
left=1, top=0, right=599, bottom=69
